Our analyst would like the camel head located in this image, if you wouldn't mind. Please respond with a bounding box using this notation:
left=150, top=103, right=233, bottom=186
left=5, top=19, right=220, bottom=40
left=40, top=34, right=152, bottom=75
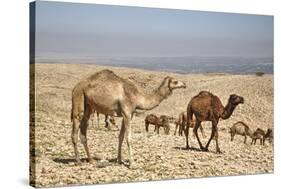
left=228, top=94, right=244, bottom=105
left=165, top=76, right=186, bottom=90
left=109, top=117, right=116, bottom=126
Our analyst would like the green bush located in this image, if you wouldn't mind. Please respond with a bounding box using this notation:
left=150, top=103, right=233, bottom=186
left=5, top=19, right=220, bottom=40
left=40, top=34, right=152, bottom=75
left=255, top=72, right=265, bottom=76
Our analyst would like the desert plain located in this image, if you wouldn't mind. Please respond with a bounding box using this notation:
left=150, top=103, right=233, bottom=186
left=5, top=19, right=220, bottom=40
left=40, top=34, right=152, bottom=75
left=30, top=63, right=273, bottom=187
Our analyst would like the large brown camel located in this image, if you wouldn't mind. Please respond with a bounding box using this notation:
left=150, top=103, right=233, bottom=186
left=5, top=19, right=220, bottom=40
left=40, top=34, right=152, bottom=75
left=71, top=69, right=186, bottom=167
left=185, top=91, right=244, bottom=153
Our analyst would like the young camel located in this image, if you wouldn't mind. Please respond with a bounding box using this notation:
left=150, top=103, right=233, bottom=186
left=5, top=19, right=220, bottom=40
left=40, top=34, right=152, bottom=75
left=230, top=121, right=254, bottom=144
left=264, top=128, right=274, bottom=144
left=156, top=115, right=171, bottom=135
left=251, top=128, right=265, bottom=145
left=145, top=114, right=170, bottom=135
left=174, top=111, right=205, bottom=138
left=91, top=110, right=117, bottom=130
left=71, top=70, right=186, bottom=167
left=185, top=91, right=244, bottom=153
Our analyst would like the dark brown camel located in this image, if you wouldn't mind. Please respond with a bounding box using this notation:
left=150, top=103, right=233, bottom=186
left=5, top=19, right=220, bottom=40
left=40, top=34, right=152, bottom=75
left=185, top=91, right=244, bottom=153
left=71, top=70, right=186, bottom=167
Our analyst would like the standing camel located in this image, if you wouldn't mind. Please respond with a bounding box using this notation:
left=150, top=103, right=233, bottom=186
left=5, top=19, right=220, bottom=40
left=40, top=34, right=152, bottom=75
left=145, top=114, right=170, bottom=135
left=185, top=91, right=244, bottom=153
left=174, top=111, right=205, bottom=138
left=71, top=69, right=186, bottom=167
left=91, top=110, right=117, bottom=130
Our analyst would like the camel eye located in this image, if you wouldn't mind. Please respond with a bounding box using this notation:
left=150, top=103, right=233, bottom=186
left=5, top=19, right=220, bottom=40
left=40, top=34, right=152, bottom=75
left=173, top=81, right=178, bottom=84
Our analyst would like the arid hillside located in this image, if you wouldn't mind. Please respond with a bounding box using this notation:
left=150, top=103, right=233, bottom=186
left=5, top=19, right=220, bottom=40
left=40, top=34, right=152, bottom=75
left=30, top=63, right=274, bottom=187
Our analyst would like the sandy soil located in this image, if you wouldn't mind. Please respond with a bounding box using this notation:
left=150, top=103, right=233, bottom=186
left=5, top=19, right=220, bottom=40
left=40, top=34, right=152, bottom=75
left=30, top=63, right=274, bottom=187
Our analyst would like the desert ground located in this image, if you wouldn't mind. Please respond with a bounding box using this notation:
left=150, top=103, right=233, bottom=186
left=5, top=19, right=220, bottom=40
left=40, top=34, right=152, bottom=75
left=30, top=63, right=274, bottom=187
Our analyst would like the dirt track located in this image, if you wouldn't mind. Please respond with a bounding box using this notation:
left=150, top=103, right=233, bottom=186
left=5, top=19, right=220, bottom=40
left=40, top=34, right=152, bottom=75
left=30, top=63, right=274, bottom=187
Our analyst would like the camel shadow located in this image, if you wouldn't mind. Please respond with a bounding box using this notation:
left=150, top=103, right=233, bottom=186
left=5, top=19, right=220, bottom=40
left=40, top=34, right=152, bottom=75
left=53, top=155, right=104, bottom=164
left=173, top=146, right=218, bottom=154
left=53, top=156, right=129, bottom=167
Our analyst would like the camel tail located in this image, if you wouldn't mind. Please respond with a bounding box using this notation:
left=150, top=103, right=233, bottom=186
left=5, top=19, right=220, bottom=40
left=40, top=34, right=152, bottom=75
left=71, top=83, right=85, bottom=122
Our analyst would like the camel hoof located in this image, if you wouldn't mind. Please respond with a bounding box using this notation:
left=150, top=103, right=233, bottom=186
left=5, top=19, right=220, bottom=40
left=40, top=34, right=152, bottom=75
left=129, top=162, right=137, bottom=169
left=216, top=150, right=222, bottom=154
left=202, top=148, right=209, bottom=152
left=117, top=159, right=122, bottom=165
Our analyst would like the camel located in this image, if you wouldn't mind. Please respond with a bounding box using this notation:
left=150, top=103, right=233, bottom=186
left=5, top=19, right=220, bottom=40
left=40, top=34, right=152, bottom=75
left=145, top=114, right=170, bottom=135
left=174, top=111, right=205, bottom=138
left=230, top=121, right=254, bottom=144
left=71, top=69, right=186, bottom=167
left=156, top=115, right=171, bottom=135
left=251, top=128, right=265, bottom=145
left=90, top=110, right=117, bottom=130
left=185, top=91, right=244, bottom=153
left=264, top=128, right=273, bottom=144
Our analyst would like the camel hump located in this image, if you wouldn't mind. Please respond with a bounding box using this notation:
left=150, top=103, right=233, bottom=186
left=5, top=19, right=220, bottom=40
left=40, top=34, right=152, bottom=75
left=87, top=69, right=119, bottom=81
left=198, top=91, right=212, bottom=97
left=233, top=121, right=249, bottom=128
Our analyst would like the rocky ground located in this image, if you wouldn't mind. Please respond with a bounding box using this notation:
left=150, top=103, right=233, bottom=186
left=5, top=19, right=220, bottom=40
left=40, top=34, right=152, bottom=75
left=30, top=63, right=274, bottom=187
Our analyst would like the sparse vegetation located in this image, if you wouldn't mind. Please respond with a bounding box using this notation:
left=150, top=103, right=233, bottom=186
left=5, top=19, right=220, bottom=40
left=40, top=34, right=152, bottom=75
left=255, top=72, right=265, bottom=77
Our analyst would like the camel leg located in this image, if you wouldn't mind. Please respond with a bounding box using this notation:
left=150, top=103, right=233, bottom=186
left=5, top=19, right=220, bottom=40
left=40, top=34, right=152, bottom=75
left=97, top=112, right=100, bottom=128
left=200, top=125, right=206, bottom=138
left=194, top=120, right=204, bottom=150
left=79, top=106, right=93, bottom=163
left=117, top=119, right=125, bottom=164
left=71, top=116, right=81, bottom=164
left=244, top=135, right=247, bottom=144
left=180, top=123, right=185, bottom=136
left=174, top=123, right=178, bottom=136
left=145, top=122, right=149, bottom=132
left=91, top=113, right=94, bottom=128
left=230, top=132, right=235, bottom=141
left=123, top=114, right=134, bottom=167
left=155, top=124, right=160, bottom=134
left=166, top=125, right=170, bottom=135
left=184, top=122, right=190, bottom=149
left=214, top=126, right=221, bottom=153
left=154, top=124, right=157, bottom=132
left=204, top=120, right=218, bottom=151
left=105, top=115, right=111, bottom=130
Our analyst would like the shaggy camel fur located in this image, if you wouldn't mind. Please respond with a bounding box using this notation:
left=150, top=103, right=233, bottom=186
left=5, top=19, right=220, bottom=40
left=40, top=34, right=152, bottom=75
left=71, top=70, right=186, bottom=167
left=174, top=111, right=205, bottom=138
left=186, top=91, right=244, bottom=153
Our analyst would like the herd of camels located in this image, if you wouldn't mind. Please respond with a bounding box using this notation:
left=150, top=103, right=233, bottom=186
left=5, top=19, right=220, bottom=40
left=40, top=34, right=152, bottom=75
left=70, top=69, right=273, bottom=168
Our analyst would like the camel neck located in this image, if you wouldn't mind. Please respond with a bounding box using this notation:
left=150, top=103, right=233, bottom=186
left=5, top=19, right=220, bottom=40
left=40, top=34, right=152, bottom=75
left=136, top=85, right=171, bottom=110
left=221, top=102, right=236, bottom=119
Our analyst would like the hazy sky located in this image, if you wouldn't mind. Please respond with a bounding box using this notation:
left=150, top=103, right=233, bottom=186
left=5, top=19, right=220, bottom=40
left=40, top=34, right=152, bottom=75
left=35, top=1, right=273, bottom=58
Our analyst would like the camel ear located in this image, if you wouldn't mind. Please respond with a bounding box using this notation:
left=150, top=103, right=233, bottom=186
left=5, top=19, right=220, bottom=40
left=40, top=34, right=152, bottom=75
left=230, top=94, right=236, bottom=99
left=166, top=77, right=173, bottom=88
